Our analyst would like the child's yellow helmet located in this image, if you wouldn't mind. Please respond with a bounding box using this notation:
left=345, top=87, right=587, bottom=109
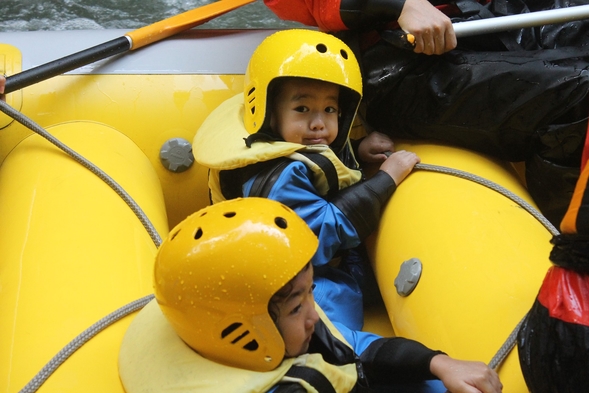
left=153, top=197, right=318, bottom=372
left=243, top=29, right=363, bottom=152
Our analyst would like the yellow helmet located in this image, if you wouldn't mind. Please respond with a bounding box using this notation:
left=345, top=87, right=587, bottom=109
left=154, top=197, right=319, bottom=372
left=243, top=29, right=363, bottom=152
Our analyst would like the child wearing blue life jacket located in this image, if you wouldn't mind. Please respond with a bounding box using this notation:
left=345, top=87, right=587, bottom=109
left=122, top=198, right=502, bottom=393
left=193, top=29, right=419, bottom=353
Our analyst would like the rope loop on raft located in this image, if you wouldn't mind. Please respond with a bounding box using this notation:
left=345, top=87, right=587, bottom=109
left=18, top=295, right=154, bottom=393
left=414, top=162, right=560, bottom=236
left=0, top=100, right=163, bottom=248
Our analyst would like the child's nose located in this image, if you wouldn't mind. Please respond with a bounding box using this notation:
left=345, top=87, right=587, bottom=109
left=306, top=306, right=320, bottom=328
left=309, top=113, right=325, bottom=130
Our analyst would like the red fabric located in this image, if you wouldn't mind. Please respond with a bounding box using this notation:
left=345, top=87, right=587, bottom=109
left=263, top=0, right=463, bottom=33
left=436, top=3, right=461, bottom=17
left=264, top=0, right=348, bottom=31
left=538, top=266, right=589, bottom=326
left=582, top=120, right=589, bottom=172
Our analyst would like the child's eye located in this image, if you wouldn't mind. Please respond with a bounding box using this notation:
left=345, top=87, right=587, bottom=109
left=294, top=106, right=308, bottom=113
left=325, top=106, right=338, bottom=114
left=290, top=304, right=302, bottom=315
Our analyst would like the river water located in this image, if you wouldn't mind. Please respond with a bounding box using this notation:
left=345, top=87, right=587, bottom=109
left=0, top=0, right=300, bottom=32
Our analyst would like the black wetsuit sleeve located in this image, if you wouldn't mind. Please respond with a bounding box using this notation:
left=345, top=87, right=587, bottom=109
left=360, top=337, right=446, bottom=384
left=339, top=0, right=407, bottom=30
left=330, top=170, right=396, bottom=240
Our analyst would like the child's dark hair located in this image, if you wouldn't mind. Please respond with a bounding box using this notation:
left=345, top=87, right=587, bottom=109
left=243, top=77, right=295, bottom=147
left=268, top=262, right=312, bottom=322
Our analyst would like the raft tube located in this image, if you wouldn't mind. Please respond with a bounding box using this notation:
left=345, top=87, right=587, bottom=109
left=0, top=122, right=168, bottom=392
left=369, top=141, right=554, bottom=393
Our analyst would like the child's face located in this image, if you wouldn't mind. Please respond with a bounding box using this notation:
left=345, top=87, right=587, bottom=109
left=270, top=78, right=339, bottom=146
left=273, top=264, right=320, bottom=358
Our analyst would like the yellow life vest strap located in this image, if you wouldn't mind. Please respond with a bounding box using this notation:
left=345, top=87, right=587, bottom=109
left=288, top=151, right=340, bottom=199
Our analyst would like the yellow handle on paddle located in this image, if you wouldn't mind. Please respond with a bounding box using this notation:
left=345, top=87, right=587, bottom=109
left=127, top=0, right=255, bottom=49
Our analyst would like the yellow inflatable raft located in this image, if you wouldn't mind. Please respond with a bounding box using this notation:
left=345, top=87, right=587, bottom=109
left=368, top=141, right=554, bottom=392
left=0, top=27, right=554, bottom=393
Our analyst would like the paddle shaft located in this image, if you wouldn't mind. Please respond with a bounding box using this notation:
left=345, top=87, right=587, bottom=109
left=454, top=4, right=589, bottom=37
left=5, top=37, right=130, bottom=94
left=382, top=4, right=589, bottom=49
left=3, top=0, right=254, bottom=95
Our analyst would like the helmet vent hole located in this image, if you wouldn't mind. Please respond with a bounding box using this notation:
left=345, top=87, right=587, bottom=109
left=275, top=217, right=288, bottom=229
left=221, top=322, right=242, bottom=338
left=243, top=339, right=259, bottom=351
left=316, top=43, right=327, bottom=53
left=224, top=212, right=236, bottom=218
left=221, top=322, right=260, bottom=352
left=247, top=87, right=255, bottom=97
left=231, top=330, right=249, bottom=344
left=194, top=228, right=203, bottom=240
left=340, top=49, right=348, bottom=59
left=170, top=228, right=181, bottom=241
